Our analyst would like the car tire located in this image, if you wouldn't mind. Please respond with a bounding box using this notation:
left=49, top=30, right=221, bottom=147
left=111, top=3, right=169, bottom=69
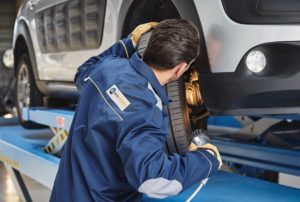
left=15, top=53, right=45, bottom=129
left=137, top=32, right=206, bottom=154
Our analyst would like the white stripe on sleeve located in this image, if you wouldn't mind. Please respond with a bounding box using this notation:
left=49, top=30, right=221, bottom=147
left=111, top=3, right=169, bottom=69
left=138, top=177, right=182, bottom=199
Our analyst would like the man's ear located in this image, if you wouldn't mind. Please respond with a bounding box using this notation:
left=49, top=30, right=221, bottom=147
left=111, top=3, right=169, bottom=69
left=175, top=62, right=188, bottom=78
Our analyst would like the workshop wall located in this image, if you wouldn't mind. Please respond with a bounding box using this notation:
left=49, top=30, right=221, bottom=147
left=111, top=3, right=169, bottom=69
left=0, top=0, right=17, bottom=115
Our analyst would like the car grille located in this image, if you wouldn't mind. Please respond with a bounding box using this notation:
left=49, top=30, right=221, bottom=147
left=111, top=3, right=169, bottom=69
left=35, top=0, right=106, bottom=53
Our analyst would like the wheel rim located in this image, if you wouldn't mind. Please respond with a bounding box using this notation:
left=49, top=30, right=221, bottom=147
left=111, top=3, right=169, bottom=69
left=17, top=62, right=30, bottom=112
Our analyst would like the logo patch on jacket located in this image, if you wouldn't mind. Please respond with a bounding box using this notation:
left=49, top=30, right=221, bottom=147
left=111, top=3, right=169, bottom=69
left=106, top=85, right=130, bottom=111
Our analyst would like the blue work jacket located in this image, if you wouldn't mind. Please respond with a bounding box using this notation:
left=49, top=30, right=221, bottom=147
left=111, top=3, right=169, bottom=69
left=50, top=37, right=219, bottom=202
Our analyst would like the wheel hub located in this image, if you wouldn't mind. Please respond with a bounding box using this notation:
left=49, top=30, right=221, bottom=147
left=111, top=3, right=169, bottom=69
left=17, top=63, right=30, bottom=110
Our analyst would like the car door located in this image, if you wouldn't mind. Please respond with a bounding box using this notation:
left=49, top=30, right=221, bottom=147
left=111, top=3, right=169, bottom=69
left=28, top=0, right=114, bottom=82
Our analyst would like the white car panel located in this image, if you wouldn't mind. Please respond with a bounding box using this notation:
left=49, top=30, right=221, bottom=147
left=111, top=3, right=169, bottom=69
left=25, top=0, right=123, bottom=81
left=195, top=0, right=300, bottom=73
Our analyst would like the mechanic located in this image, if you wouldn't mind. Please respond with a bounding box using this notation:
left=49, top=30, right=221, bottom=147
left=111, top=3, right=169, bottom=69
left=50, top=19, right=222, bottom=202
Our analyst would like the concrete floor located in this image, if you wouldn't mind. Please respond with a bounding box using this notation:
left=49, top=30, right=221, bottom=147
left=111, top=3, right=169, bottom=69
left=0, top=162, right=51, bottom=202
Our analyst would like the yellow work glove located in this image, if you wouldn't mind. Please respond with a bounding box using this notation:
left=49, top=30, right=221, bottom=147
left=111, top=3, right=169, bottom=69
left=131, top=22, right=159, bottom=45
left=189, top=143, right=223, bottom=169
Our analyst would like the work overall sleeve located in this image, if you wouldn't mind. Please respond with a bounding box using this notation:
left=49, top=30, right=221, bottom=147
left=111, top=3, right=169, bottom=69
left=74, top=38, right=135, bottom=90
left=116, top=86, right=220, bottom=199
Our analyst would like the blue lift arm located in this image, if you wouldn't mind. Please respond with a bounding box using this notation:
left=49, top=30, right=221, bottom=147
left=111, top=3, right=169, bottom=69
left=0, top=117, right=300, bottom=201
left=3, top=107, right=296, bottom=201
left=22, top=107, right=300, bottom=176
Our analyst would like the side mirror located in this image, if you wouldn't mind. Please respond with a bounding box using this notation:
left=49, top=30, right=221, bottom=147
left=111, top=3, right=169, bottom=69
left=2, top=49, right=14, bottom=69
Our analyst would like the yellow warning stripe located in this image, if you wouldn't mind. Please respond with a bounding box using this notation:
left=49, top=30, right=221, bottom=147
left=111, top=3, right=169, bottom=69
left=45, top=146, right=52, bottom=153
left=44, top=128, right=69, bottom=154
left=0, top=154, right=20, bottom=170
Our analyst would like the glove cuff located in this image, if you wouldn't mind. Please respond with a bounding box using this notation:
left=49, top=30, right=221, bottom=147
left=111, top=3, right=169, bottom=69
left=131, top=37, right=137, bottom=48
left=196, top=147, right=218, bottom=158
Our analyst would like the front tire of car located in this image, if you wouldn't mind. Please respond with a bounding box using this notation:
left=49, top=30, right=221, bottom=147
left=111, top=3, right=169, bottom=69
left=137, top=31, right=207, bottom=154
left=15, top=53, right=45, bottom=129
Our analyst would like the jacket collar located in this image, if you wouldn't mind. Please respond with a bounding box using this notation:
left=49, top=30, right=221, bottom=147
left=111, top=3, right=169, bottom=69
left=129, top=53, right=170, bottom=106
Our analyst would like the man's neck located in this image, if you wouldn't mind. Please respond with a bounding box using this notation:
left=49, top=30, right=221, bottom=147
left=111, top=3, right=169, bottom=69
left=150, top=66, right=169, bottom=86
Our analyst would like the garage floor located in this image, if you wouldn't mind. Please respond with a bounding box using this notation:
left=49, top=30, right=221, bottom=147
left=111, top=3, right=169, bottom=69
left=0, top=162, right=51, bottom=202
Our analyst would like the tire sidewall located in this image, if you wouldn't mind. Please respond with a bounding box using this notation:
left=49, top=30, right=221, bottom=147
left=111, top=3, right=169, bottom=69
left=137, top=32, right=205, bottom=154
left=15, top=53, right=44, bottom=128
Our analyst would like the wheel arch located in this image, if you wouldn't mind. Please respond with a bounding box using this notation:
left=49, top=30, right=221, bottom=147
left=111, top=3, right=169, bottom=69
left=13, top=20, right=39, bottom=80
left=122, top=0, right=210, bottom=153
left=120, top=0, right=210, bottom=73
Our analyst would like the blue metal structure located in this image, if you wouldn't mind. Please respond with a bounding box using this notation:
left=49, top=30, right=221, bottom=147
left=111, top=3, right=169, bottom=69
left=0, top=117, right=300, bottom=201
left=22, top=107, right=74, bottom=130
left=22, top=108, right=300, bottom=176
left=144, top=172, right=300, bottom=202
left=0, top=107, right=298, bottom=200
left=0, top=118, right=58, bottom=189
left=212, top=138, right=300, bottom=176
left=208, top=116, right=243, bottom=128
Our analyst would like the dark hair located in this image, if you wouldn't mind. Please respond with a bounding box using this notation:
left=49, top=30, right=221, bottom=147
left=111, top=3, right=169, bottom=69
left=143, top=19, right=200, bottom=70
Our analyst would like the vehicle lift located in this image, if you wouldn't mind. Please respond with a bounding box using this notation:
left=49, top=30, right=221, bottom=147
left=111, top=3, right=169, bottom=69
left=0, top=107, right=300, bottom=201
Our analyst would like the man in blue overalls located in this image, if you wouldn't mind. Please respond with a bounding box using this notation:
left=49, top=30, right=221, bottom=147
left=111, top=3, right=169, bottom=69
left=50, top=19, right=222, bottom=202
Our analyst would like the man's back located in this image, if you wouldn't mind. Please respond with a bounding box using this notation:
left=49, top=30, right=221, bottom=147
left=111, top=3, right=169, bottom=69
left=50, top=51, right=168, bottom=201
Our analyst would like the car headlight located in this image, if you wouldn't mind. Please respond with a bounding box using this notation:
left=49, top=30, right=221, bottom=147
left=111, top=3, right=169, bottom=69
left=2, top=49, right=14, bottom=69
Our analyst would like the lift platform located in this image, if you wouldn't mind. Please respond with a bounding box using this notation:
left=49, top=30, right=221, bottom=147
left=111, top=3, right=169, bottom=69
left=0, top=108, right=299, bottom=201
left=23, top=107, right=300, bottom=175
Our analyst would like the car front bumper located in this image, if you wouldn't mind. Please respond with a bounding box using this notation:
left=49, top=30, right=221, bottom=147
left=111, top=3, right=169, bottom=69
left=199, top=41, right=300, bottom=116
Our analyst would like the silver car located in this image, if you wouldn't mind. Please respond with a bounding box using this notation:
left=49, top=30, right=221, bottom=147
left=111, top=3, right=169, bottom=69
left=13, top=0, right=300, bottom=153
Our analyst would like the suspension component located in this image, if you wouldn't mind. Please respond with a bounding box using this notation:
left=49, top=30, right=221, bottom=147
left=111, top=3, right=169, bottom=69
left=185, top=70, right=203, bottom=106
